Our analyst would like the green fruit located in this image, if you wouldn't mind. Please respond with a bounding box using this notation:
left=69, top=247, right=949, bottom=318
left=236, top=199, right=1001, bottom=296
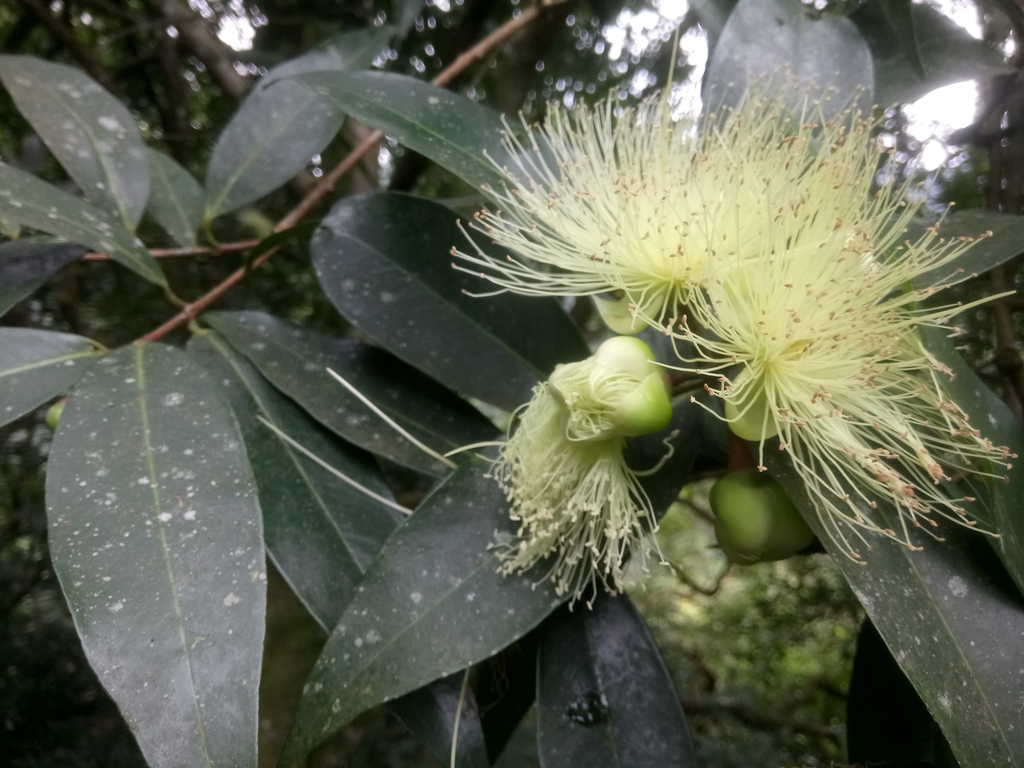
left=710, top=469, right=814, bottom=564
left=45, top=399, right=65, bottom=431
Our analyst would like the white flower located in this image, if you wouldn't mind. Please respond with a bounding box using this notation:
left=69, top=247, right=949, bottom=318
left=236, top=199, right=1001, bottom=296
left=460, top=89, right=1015, bottom=559
left=675, top=210, right=1014, bottom=559
left=492, top=337, right=672, bottom=604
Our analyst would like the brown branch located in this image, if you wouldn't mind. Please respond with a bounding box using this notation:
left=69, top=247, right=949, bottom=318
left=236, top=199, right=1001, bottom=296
left=83, top=239, right=260, bottom=260
left=670, top=561, right=729, bottom=596
left=18, top=0, right=121, bottom=94
left=149, top=0, right=250, bottom=101
left=136, top=2, right=558, bottom=343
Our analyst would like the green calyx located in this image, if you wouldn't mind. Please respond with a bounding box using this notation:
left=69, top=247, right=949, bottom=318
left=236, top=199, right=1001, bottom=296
left=593, top=292, right=647, bottom=334
left=710, top=469, right=814, bottom=564
left=724, top=369, right=777, bottom=442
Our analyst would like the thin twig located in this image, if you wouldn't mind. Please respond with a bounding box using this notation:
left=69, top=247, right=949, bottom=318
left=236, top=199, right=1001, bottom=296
left=136, top=3, right=552, bottom=343
left=83, top=239, right=261, bottom=260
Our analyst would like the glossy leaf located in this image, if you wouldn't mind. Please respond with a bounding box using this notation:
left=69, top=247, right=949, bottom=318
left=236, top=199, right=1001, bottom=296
left=879, top=0, right=926, bottom=79
left=0, top=161, right=165, bottom=286
left=293, top=71, right=509, bottom=190
left=280, top=400, right=705, bottom=766
left=239, top=221, right=319, bottom=276
left=703, top=0, right=874, bottom=116
left=0, top=55, right=150, bottom=228
left=279, top=456, right=564, bottom=767
left=905, top=210, right=1024, bottom=288
left=476, top=634, right=541, bottom=763
left=389, top=672, right=490, bottom=768
left=186, top=330, right=401, bottom=628
left=45, top=343, right=265, bottom=768
left=847, top=619, right=959, bottom=767
left=189, top=329, right=486, bottom=766
left=204, top=27, right=391, bottom=220
left=0, top=236, right=85, bottom=316
left=0, top=328, right=104, bottom=428
left=493, top=708, right=540, bottom=768
left=311, top=193, right=590, bottom=410
left=147, top=149, right=204, bottom=248
left=765, top=458, right=1024, bottom=767
left=204, top=310, right=496, bottom=476
left=851, top=1, right=1010, bottom=106
left=688, top=0, right=738, bottom=48
left=537, top=593, right=698, bottom=767
left=919, top=326, right=1024, bottom=595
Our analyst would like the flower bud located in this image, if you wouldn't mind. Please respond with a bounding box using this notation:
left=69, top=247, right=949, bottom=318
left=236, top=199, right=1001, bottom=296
left=551, top=336, right=671, bottom=441
left=710, top=469, right=814, bottom=564
left=46, top=399, right=65, bottom=432
left=492, top=336, right=672, bottom=604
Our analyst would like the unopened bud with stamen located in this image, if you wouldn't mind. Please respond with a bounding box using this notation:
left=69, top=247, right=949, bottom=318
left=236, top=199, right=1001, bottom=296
left=491, top=336, right=672, bottom=605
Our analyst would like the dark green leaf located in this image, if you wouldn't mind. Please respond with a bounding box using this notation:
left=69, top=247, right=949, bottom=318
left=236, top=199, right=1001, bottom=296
left=147, top=149, right=204, bottom=248
left=906, top=210, right=1024, bottom=288
left=279, top=457, right=564, bottom=767
left=847, top=619, right=959, bottom=767
left=0, top=236, right=85, bottom=317
left=624, top=398, right=706, bottom=516
left=45, top=343, right=265, bottom=768
left=766, top=456, right=1024, bottom=767
left=919, top=326, right=1024, bottom=595
left=204, top=310, right=496, bottom=476
left=393, top=0, right=426, bottom=36
left=204, top=27, right=391, bottom=220
left=493, top=708, right=540, bottom=768
left=311, top=193, right=590, bottom=410
left=0, top=161, right=165, bottom=286
left=879, top=0, right=926, bottom=79
left=280, top=399, right=705, bottom=767
left=293, top=71, right=508, bottom=190
left=0, top=328, right=103, bottom=428
left=851, top=1, right=1010, bottom=106
left=476, top=633, right=539, bottom=762
left=240, top=221, right=319, bottom=276
left=189, top=329, right=485, bottom=768
left=0, top=55, right=149, bottom=229
left=389, top=672, right=490, bottom=768
left=703, top=0, right=874, bottom=117
left=186, top=329, right=402, bottom=629
left=258, top=26, right=393, bottom=89
left=537, top=593, right=698, bottom=767
left=688, top=0, right=739, bottom=48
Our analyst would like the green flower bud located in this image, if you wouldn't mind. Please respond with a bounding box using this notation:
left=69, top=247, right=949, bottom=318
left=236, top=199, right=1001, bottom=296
left=594, top=335, right=656, bottom=378
left=551, top=336, right=671, bottom=440
left=710, top=469, right=814, bottom=564
left=45, top=399, right=65, bottom=432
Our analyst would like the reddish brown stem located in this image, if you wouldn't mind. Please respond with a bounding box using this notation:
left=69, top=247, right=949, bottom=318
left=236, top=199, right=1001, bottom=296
left=84, top=239, right=261, bottom=261
left=136, top=2, right=555, bottom=344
